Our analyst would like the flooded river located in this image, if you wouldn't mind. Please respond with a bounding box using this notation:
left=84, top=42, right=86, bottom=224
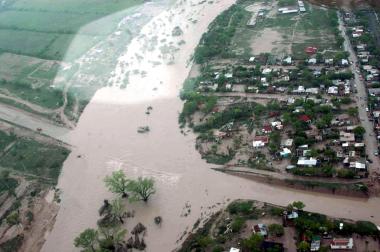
left=43, top=0, right=380, bottom=251
left=307, top=0, right=380, bottom=9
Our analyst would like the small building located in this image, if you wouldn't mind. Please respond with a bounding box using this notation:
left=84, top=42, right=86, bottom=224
left=308, top=58, right=317, bottom=64
left=328, top=86, right=338, bottom=95
left=262, top=125, right=272, bottom=134
left=283, top=56, right=292, bottom=65
left=311, top=236, right=321, bottom=251
left=281, top=139, right=294, bottom=147
left=305, top=46, right=317, bottom=54
left=253, top=224, right=268, bottom=236
left=330, top=238, right=353, bottom=250
left=299, top=114, right=311, bottom=123
left=280, top=148, right=292, bottom=158
left=339, top=131, right=355, bottom=142
left=297, top=158, right=317, bottom=167
left=253, top=136, right=269, bottom=148
left=229, top=248, right=240, bottom=252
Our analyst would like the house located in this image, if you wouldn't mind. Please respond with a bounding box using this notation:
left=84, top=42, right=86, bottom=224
left=281, top=139, right=294, bottom=147
left=311, top=236, right=321, bottom=251
left=341, top=59, right=349, bottom=66
left=278, top=8, right=298, bottom=14
left=262, top=68, right=272, bottom=74
left=368, top=88, right=380, bottom=96
left=287, top=211, right=299, bottom=219
left=349, top=161, right=366, bottom=170
left=328, top=86, right=338, bottom=95
left=305, top=46, right=317, bottom=54
left=229, top=248, right=240, bottom=252
left=308, top=58, right=317, bottom=64
left=330, top=238, right=353, bottom=250
left=325, top=58, right=334, bottom=65
left=293, top=85, right=305, bottom=94
left=297, top=157, right=318, bottom=167
left=305, top=87, right=319, bottom=94
left=280, top=148, right=292, bottom=157
left=283, top=56, right=292, bottom=65
left=253, top=136, right=269, bottom=148
left=339, top=131, right=355, bottom=142
left=299, top=114, right=311, bottom=123
left=262, top=125, right=272, bottom=134
left=271, top=121, right=283, bottom=130
left=253, top=224, right=268, bottom=236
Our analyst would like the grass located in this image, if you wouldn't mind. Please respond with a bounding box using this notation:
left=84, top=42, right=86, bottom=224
left=0, top=138, right=70, bottom=183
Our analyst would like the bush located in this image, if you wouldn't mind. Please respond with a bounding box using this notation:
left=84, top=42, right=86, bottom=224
left=355, top=221, right=379, bottom=236
left=228, top=201, right=253, bottom=215
left=231, top=217, right=245, bottom=232
left=268, top=223, right=284, bottom=237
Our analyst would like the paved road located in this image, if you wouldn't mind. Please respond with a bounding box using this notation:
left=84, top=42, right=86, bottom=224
left=339, top=13, right=380, bottom=174
left=0, top=104, right=71, bottom=144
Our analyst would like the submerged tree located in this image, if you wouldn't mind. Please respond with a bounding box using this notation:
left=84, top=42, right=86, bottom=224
left=127, top=177, right=156, bottom=202
left=104, top=170, right=130, bottom=198
left=74, top=228, right=99, bottom=252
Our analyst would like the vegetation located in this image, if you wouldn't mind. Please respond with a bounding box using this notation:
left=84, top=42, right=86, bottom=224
left=105, top=170, right=156, bottom=202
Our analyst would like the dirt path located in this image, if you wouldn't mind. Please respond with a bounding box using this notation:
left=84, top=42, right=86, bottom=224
left=0, top=103, right=71, bottom=144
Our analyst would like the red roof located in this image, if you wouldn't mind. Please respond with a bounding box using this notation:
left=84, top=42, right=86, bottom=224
left=262, top=125, right=272, bottom=132
left=269, top=111, right=280, bottom=118
left=331, top=239, right=350, bottom=246
left=305, top=46, right=318, bottom=54
left=299, top=115, right=311, bottom=122
left=254, top=136, right=269, bottom=143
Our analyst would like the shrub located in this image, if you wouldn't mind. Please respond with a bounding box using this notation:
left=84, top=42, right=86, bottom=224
left=231, top=217, right=245, bottom=233
left=228, top=201, right=253, bottom=215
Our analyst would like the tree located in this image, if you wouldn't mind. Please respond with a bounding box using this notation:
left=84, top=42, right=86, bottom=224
left=297, top=241, right=310, bottom=252
left=353, top=126, right=366, bottom=139
left=110, top=198, right=127, bottom=224
left=268, top=223, right=284, bottom=237
left=292, top=201, right=305, bottom=211
left=127, top=177, right=156, bottom=202
left=242, top=233, right=264, bottom=252
left=104, top=170, right=130, bottom=198
left=74, top=228, right=98, bottom=252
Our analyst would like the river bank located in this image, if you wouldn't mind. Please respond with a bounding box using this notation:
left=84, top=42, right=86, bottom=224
left=43, top=0, right=380, bottom=252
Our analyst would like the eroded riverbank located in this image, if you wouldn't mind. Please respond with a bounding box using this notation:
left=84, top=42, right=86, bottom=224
left=43, top=0, right=380, bottom=251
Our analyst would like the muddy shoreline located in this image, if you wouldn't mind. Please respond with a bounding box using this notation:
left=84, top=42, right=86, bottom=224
left=218, top=169, right=370, bottom=198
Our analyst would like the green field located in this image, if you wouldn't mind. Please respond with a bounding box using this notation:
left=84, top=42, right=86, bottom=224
left=0, top=0, right=143, bottom=60
left=0, top=138, right=70, bottom=183
left=0, top=0, right=143, bottom=112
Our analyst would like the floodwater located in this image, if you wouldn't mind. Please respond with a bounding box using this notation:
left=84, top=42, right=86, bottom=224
left=43, top=0, right=380, bottom=251
left=307, top=0, right=380, bottom=9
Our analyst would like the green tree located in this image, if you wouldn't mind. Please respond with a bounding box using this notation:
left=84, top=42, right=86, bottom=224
left=353, top=126, right=366, bottom=138
left=242, top=233, right=264, bottom=252
left=297, top=241, right=310, bottom=252
left=268, top=223, right=284, bottom=237
left=292, top=201, right=306, bottom=211
left=127, top=177, right=156, bottom=202
left=104, top=170, right=130, bottom=198
left=74, top=228, right=98, bottom=252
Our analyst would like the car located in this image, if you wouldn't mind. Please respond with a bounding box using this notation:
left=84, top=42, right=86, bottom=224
left=368, top=159, right=373, bottom=164
left=374, top=152, right=378, bottom=156
left=366, top=107, right=369, bottom=112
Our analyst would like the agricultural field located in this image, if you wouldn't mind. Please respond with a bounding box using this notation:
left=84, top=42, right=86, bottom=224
left=0, top=122, right=70, bottom=251
left=0, top=0, right=144, bottom=124
left=195, top=0, right=344, bottom=63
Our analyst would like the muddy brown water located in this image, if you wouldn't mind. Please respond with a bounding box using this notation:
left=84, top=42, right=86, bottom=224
left=43, top=0, right=380, bottom=251
left=307, top=0, right=380, bottom=9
